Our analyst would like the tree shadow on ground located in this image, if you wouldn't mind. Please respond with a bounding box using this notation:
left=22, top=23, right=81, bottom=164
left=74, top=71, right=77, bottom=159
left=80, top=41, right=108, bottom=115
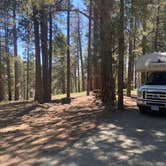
left=52, top=107, right=166, bottom=166
left=50, top=97, right=73, bottom=105
left=0, top=102, right=38, bottom=128
left=0, top=96, right=103, bottom=166
left=0, top=96, right=165, bottom=166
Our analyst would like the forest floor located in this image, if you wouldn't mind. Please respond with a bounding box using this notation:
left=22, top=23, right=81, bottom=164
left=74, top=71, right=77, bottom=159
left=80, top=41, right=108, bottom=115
left=0, top=94, right=165, bottom=166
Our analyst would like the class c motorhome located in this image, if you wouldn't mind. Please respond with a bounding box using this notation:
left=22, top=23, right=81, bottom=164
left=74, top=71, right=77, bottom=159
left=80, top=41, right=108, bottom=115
left=136, top=52, right=166, bottom=112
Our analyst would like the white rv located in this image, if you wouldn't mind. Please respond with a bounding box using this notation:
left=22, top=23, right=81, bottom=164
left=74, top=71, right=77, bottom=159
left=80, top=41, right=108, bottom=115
left=136, top=52, right=166, bottom=112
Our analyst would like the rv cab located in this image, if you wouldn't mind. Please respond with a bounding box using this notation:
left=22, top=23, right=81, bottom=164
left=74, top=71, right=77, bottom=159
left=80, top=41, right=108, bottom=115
left=136, top=53, right=166, bottom=112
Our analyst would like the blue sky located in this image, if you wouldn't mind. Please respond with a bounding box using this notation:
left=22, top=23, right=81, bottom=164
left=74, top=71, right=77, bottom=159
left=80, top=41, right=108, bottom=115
left=18, top=0, right=87, bottom=58
left=73, top=0, right=86, bottom=9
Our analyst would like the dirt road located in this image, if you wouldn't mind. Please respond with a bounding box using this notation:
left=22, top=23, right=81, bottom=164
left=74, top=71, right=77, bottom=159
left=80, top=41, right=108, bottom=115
left=0, top=96, right=166, bottom=166
left=54, top=109, right=166, bottom=166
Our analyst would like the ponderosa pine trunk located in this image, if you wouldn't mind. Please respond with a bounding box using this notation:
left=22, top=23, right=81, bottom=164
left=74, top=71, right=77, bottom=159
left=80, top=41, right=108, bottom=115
left=77, top=38, right=81, bottom=92
left=0, top=43, right=5, bottom=102
left=33, top=6, right=43, bottom=103
left=93, top=0, right=101, bottom=90
left=77, top=12, right=85, bottom=91
left=127, top=0, right=134, bottom=97
left=13, top=4, right=19, bottom=100
left=23, top=70, right=26, bottom=100
left=87, top=0, right=92, bottom=96
left=48, top=7, right=52, bottom=101
left=100, top=0, right=114, bottom=110
left=26, top=23, right=31, bottom=101
left=26, top=48, right=30, bottom=100
left=67, top=0, right=71, bottom=98
left=74, top=61, right=78, bottom=92
left=61, top=57, right=66, bottom=94
left=4, top=13, right=12, bottom=101
left=133, top=18, right=137, bottom=89
left=154, top=0, right=160, bottom=52
left=40, top=7, right=49, bottom=102
left=6, top=56, right=12, bottom=101
left=141, top=3, right=148, bottom=84
left=118, top=0, right=125, bottom=110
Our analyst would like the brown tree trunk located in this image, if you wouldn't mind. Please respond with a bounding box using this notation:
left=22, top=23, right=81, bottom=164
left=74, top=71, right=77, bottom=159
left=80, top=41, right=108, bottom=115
left=77, top=39, right=81, bottom=92
left=77, top=13, right=85, bottom=91
left=6, top=57, right=12, bottom=101
left=33, top=6, right=43, bottom=103
left=26, top=23, right=31, bottom=101
left=67, top=0, right=71, bottom=98
left=127, top=0, right=134, bottom=97
left=154, top=0, right=160, bottom=52
left=61, top=57, right=66, bottom=94
left=5, top=14, right=12, bottom=101
left=40, top=7, right=49, bottom=102
left=118, top=0, right=125, bottom=110
left=100, top=0, right=114, bottom=110
left=93, top=1, right=101, bottom=90
left=141, top=4, right=148, bottom=85
left=133, top=18, right=137, bottom=89
left=48, top=7, right=52, bottom=101
left=13, top=5, right=19, bottom=100
left=26, top=49, right=30, bottom=100
left=141, top=29, right=146, bottom=84
left=74, top=60, right=77, bottom=92
left=87, top=0, right=92, bottom=96
left=23, top=70, right=26, bottom=100
left=0, top=43, right=5, bottom=102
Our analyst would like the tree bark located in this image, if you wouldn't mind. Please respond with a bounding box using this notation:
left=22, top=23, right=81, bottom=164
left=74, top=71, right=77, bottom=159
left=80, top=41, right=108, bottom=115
left=77, top=12, right=85, bottom=91
left=127, top=0, right=134, bottom=97
left=87, top=0, right=92, bottom=96
left=141, top=3, right=148, bottom=84
left=74, top=60, right=77, bottom=92
left=26, top=48, right=30, bottom=100
left=67, top=0, right=71, bottom=98
left=154, top=0, right=160, bottom=52
left=133, top=18, right=137, bottom=89
left=61, top=57, right=66, bottom=94
left=0, top=42, right=5, bottom=102
left=100, top=0, right=114, bottom=109
left=40, top=6, right=49, bottom=102
left=33, top=6, right=43, bottom=103
left=48, top=7, right=53, bottom=101
left=6, top=57, right=12, bottom=101
left=13, top=4, right=19, bottom=100
left=4, top=12, right=12, bottom=101
left=93, top=0, right=101, bottom=90
left=77, top=38, right=81, bottom=92
left=118, top=0, right=125, bottom=110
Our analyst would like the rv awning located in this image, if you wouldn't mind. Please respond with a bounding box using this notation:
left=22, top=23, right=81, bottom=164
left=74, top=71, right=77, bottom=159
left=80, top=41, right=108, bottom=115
left=135, top=52, right=166, bottom=72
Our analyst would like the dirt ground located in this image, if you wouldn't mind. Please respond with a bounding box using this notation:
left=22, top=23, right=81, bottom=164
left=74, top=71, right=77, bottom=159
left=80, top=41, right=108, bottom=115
left=0, top=95, right=165, bottom=166
left=0, top=95, right=103, bottom=166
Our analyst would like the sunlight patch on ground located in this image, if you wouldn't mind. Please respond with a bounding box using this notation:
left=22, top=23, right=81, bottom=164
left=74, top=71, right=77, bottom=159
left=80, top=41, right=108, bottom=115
left=0, top=124, right=30, bottom=133
left=52, top=91, right=86, bottom=100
